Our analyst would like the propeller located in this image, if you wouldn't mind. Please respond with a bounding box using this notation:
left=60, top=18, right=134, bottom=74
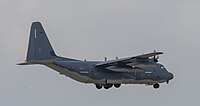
left=153, top=50, right=159, bottom=62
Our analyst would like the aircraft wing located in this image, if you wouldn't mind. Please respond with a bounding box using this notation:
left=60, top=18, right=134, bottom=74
left=95, top=52, right=163, bottom=68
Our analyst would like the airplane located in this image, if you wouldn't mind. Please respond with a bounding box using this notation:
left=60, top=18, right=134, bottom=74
left=18, top=22, right=174, bottom=89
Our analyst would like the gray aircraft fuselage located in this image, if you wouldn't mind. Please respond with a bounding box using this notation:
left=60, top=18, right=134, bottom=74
left=52, top=58, right=172, bottom=85
left=18, top=22, right=174, bottom=89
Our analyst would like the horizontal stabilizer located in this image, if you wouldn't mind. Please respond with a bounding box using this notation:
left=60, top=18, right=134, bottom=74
left=17, top=59, right=55, bottom=65
left=17, top=61, right=32, bottom=65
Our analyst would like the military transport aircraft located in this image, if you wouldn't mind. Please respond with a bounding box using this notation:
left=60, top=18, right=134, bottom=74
left=18, top=22, right=174, bottom=89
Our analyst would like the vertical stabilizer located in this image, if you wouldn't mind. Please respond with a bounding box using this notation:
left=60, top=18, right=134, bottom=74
left=26, top=22, right=57, bottom=61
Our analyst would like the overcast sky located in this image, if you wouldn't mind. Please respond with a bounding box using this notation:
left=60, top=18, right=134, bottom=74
left=0, top=0, right=200, bottom=106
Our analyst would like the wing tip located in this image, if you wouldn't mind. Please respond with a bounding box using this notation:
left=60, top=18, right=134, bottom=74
left=153, top=50, right=163, bottom=54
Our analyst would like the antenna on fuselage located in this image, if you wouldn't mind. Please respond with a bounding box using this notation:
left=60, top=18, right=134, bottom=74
left=116, top=57, right=118, bottom=60
left=105, top=57, right=107, bottom=61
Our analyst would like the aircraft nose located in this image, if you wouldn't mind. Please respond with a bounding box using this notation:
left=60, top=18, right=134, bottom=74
left=168, top=72, right=174, bottom=80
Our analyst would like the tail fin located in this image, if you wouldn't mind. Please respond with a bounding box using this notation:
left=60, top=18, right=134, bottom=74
left=26, top=22, right=57, bottom=61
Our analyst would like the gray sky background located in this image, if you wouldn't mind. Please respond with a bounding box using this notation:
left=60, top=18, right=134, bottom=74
left=0, top=0, right=200, bottom=106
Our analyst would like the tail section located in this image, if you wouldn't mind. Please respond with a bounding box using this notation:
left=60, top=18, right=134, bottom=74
left=26, top=22, right=57, bottom=61
left=18, top=22, right=78, bottom=65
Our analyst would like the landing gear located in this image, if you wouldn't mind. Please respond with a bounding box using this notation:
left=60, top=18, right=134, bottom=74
left=95, top=84, right=120, bottom=89
left=95, top=84, right=102, bottom=89
left=114, top=84, right=121, bottom=88
left=153, top=83, right=160, bottom=89
left=104, top=84, right=113, bottom=89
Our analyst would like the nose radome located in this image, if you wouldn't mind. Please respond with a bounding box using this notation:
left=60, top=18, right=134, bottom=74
left=168, top=72, right=174, bottom=80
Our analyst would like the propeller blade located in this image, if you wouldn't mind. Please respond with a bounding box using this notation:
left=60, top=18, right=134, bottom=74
left=153, top=50, right=159, bottom=62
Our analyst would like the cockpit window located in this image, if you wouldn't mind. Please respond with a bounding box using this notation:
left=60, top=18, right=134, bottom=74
left=160, top=65, right=166, bottom=69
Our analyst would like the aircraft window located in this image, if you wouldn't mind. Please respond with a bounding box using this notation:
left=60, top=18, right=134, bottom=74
left=161, top=66, right=165, bottom=69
